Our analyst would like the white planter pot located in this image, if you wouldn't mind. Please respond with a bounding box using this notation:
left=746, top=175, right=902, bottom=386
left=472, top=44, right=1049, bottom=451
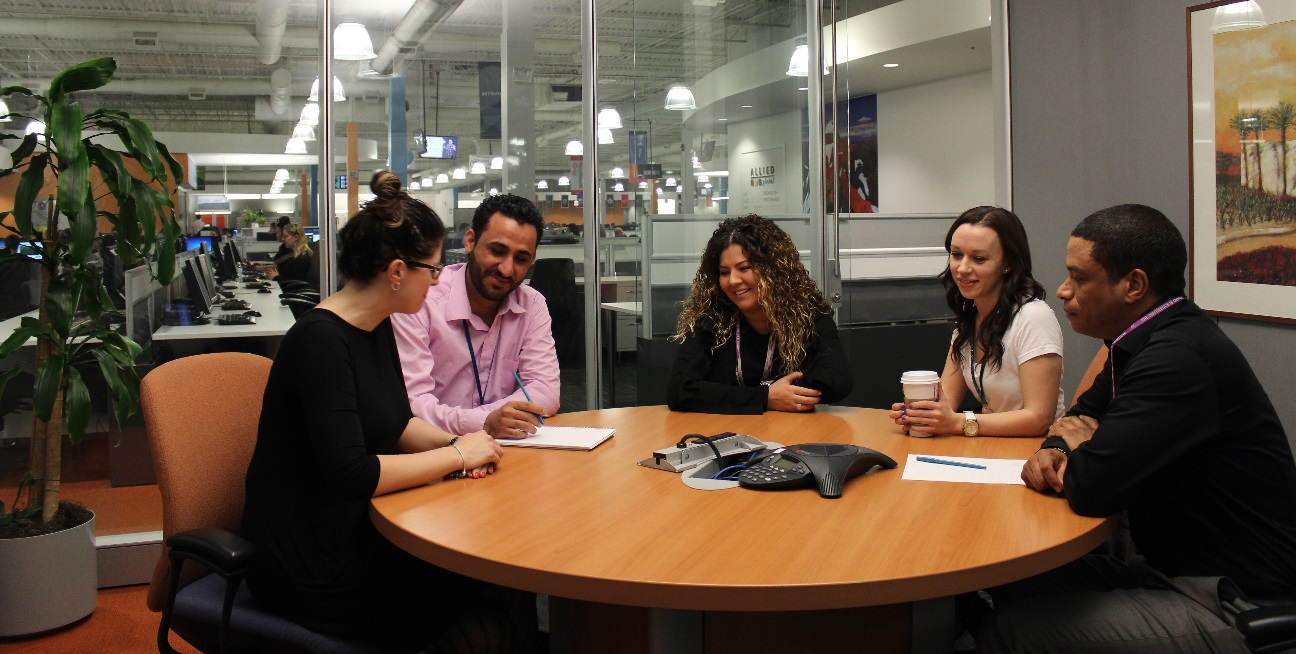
left=0, top=512, right=97, bottom=636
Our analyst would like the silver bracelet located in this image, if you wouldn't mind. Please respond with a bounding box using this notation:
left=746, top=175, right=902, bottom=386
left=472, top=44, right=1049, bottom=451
left=449, top=443, right=467, bottom=476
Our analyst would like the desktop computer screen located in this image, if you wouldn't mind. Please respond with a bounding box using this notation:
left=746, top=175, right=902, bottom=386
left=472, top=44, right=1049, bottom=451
left=303, top=227, right=320, bottom=243
left=220, top=242, right=239, bottom=281
left=185, top=236, right=213, bottom=252
left=181, top=260, right=212, bottom=317
left=16, top=241, right=43, bottom=260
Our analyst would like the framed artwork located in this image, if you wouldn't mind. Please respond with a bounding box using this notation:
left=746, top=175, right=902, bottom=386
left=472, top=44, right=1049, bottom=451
left=1189, top=1, right=1296, bottom=323
left=825, top=94, right=878, bottom=214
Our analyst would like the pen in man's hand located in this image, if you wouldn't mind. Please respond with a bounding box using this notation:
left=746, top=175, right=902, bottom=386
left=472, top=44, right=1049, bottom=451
left=512, top=370, right=544, bottom=425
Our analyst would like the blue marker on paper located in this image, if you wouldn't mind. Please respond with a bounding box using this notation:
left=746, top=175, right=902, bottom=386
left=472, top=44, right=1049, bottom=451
left=916, top=456, right=986, bottom=470
left=512, top=370, right=544, bottom=425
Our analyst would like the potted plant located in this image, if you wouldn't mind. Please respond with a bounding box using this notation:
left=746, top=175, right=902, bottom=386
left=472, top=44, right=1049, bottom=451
left=235, top=206, right=265, bottom=230
left=0, top=57, right=181, bottom=635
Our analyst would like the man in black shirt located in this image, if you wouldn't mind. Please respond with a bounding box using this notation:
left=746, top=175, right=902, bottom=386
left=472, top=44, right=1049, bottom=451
left=979, top=204, right=1296, bottom=652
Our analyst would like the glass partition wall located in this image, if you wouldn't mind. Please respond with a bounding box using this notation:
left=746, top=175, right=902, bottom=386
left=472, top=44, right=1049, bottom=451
left=0, top=0, right=1009, bottom=568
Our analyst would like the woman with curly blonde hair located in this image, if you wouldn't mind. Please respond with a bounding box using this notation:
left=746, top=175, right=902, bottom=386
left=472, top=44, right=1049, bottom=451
left=667, top=214, right=852, bottom=414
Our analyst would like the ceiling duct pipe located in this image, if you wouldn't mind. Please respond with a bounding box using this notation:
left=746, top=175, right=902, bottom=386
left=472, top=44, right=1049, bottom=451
left=255, top=0, right=292, bottom=65
left=369, top=0, right=467, bottom=76
left=268, top=68, right=292, bottom=115
left=0, top=17, right=315, bottom=50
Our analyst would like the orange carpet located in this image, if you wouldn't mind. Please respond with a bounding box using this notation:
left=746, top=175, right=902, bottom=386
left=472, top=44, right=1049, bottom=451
left=0, top=584, right=199, bottom=653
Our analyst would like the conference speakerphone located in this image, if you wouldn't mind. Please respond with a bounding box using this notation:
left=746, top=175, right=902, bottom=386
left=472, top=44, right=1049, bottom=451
left=738, top=443, right=897, bottom=499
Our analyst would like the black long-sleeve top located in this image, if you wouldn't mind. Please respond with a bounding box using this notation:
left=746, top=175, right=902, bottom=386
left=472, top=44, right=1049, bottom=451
left=274, top=252, right=312, bottom=285
left=1044, top=299, right=1296, bottom=598
left=242, top=310, right=459, bottom=648
left=667, top=311, right=853, bottom=414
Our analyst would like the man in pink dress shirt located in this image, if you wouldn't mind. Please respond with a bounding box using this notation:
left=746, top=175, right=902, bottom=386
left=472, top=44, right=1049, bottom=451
left=392, top=194, right=560, bottom=438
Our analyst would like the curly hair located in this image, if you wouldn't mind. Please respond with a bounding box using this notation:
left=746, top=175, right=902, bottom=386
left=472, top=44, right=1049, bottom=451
left=336, top=171, right=446, bottom=284
left=673, top=214, right=831, bottom=375
left=940, top=206, right=1045, bottom=373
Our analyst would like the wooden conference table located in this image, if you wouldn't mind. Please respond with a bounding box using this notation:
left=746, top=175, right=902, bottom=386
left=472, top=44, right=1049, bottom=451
left=371, top=406, right=1114, bottom=653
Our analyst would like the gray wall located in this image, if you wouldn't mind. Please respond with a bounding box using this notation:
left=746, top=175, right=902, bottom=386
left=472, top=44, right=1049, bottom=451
left=1009, top=0, right=1296, bottom=442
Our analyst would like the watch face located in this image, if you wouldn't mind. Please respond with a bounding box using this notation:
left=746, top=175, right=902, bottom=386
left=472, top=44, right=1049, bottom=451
left=964, top=417, right=979, bottom=437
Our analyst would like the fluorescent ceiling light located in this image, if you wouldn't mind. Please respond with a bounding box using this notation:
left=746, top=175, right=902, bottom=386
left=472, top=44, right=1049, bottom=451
left=489, top=188, right=499, bottom=195
left=262, top=193, right=297, bottom=199
left=410, top=181, right=421, bottom=190
left=491, top=156, right=504, bottom=170
left=436, top=173, right=449, bottom=184
left=299, top=103, right=319, bottom=126
left=274, top=168, right=290, bottom=180
left=664, top=85, right=697, bottom=111
left=421, top=176, right=433, bottom=186
left=226, top=193, right=262, bottom=200
left=638, top=181, right=649, bottom=189
left=309, top=76, right=346, bottom=102
left=452, top=168, right=467, bottom=179
left=565, top=140, right=583, bottom=156
left=537, top=179, right=549, bottom=189
left=470, top=161, right=487, bottom=174
left=610, top=167, right=624, bottom=178
left=0, top=99, right=10, bottom=123
left=665, top=177, right=677, bottom=186
left=596, top=107, right=622, bottom=130
left=1214, top=1, right=1266, bottom=31
left=558, top=175, right=570, bottom=186
left=613, top=182, right=624, bottom=192
left=25, top=120, right=45, bottom=141
left=285, top=137, right=307, bottom=154
left=598, top=128, right=614, bottom=145
left=883, top=63, right=899, bottom=68
left=334, top=23, right=377, bottom=61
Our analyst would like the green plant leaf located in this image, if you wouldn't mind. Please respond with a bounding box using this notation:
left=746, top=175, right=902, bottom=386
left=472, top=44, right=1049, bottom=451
left=155, top=140, right=185, bottom=185
left=64, top=367, right=91, bottom=444
left=48, top=57, right=116, bottom=103
left=43, top=278, right=74, bottom=340
left=97, top=331, right=143, bottom=362
left=90, top=349, right=135, bottom=430
left=122, top=118, right=162, bottom=181
left=66, top=188, right=97, bottom=264
left=33, top=354, right=65, bottom=422
left=8, top=133, right=39, bottom=169
left=156, top=216, right=179, bottom=284
left=0, top=317, right=56, bottom=358
left=12, top=153, right=48, bottom=236
left=86, top=144, right=129, bottom=198
left=130, top=179, right=158, bottom=245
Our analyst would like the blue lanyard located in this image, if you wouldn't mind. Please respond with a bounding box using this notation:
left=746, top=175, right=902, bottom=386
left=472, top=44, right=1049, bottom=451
left=462, top=321, right=486, bottom=407
left=969, top=307, right=998, bottom=410
left=734, top=320, right=776, bottom=385
left=1108, top=296, right=1185, bottom=399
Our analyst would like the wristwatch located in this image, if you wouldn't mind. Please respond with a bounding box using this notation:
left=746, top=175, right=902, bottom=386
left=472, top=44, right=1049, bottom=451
left=963, top=411, right=980, bottom=437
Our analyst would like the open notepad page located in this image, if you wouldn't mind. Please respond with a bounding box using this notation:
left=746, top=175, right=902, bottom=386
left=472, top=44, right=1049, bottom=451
left=501, top=426, right=616, bottom=451
left=900, top=454, right=1027, bottom=485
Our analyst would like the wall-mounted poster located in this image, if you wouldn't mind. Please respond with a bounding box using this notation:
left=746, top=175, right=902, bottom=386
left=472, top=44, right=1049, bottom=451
left=825, top=94, right=878, bottom=214
left=733, top=145, right=788, bottom=213
left=1189, top=1, right=1296, bottom=323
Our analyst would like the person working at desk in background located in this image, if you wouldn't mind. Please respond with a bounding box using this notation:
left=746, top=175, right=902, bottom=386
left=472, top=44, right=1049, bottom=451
left=393, top=193, right=559, bottom=439
left=251, top=216, right=293, bottom=274
left=242, top=171, right=537, bottom=653
left=890, top=206, right=1064, bottom=437
left=974, top=204, right=1296, bottom=653
left=263, top=223, right=312, bottom=285
left=667, top=213, right=852, bottom=414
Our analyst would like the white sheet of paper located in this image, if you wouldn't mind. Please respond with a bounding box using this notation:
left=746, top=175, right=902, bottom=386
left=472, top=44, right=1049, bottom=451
left=500, top=426, right=615, bottom=451
left=900, top=454, right=1027, bottom=485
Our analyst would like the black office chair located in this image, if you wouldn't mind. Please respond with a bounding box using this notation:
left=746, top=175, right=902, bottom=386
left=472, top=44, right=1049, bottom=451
left=1237, top=606, right=1296, bottom=653
left=527, top=258, right=582, bottom=365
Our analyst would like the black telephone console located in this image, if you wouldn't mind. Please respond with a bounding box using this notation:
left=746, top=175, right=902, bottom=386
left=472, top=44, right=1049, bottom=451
left=737, top=443, right=897, bottom=499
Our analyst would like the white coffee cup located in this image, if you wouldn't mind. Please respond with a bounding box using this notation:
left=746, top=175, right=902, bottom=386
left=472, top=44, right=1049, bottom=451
left=901, top=370, right=941, bottom=410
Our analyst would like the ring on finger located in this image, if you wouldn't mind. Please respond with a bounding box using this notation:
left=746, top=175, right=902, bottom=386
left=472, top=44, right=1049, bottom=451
left=795, top=403, right=802, bottom=411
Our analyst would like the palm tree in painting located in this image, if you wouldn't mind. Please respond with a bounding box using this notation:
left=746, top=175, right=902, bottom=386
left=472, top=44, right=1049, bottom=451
left=1248, top=110, right=1272, bottom=195
left=1230, top=112, right=1254, bottom=188
left=1268, top=101, right=1295, bottom=197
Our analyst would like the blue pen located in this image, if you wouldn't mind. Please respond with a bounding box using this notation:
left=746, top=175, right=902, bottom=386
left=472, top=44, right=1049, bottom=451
left=512, top=370, right=544, bottom=425
left=916, top=456, right=986, bottom=470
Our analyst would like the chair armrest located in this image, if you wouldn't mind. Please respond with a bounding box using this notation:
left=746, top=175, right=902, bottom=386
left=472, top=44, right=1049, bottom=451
left=1236, top=605, right=1296, bottom=654
left=167, top=528, right=257, bottom=576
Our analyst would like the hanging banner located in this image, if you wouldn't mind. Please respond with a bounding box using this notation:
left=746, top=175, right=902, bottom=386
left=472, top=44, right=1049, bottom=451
left=478, top=62, right=502, bottom=140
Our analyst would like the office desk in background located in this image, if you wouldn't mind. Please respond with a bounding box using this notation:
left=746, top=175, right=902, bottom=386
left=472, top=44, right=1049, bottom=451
left=151, top=287, right=296, bottom=341
left=371, top=406, right=1114, bottom=653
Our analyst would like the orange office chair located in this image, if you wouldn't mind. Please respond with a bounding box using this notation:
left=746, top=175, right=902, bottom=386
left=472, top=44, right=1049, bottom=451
left=1071, top=345, right=1109, bottom=406
left=142, top=353, right=388, bottom=654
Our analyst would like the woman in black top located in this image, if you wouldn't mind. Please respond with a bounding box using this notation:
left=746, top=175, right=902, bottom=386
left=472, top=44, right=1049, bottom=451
left=242, top=172, right=534, bottom=652
left=667, top=214, right=852, bottom=414
left=265, top=223, right=312, bottom=285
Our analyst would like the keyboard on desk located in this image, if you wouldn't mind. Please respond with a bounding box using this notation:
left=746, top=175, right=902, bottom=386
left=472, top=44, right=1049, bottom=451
left=215, top=314, right=258, bottom=326
left=220, top=300, right=251, bottom=311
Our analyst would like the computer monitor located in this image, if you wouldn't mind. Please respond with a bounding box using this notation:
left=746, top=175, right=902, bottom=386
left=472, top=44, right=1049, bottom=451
left=220, top=242, right=239, bottom=281
left=193, top=253, right=220, bottom=305
left=185, top=236, right=213, bottom=252
left=16, top=241, right=43, bottom=260
left=181, top=260, right=212, bottom=317
left=303, top=226, right=320, bottom=243
left=228, top=240, right=243, bottom=264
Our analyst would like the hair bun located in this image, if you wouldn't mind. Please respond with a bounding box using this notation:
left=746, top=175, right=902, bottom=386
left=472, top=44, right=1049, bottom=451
left=370, top=171, right=402, bottom=199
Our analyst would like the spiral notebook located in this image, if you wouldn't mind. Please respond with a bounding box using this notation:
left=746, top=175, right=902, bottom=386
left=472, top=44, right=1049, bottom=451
left=501, top=426, right=616, bottom=451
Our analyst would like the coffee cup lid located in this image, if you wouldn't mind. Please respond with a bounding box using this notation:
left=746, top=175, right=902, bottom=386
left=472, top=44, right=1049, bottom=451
left=900, top=370, right=940, bottom=383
